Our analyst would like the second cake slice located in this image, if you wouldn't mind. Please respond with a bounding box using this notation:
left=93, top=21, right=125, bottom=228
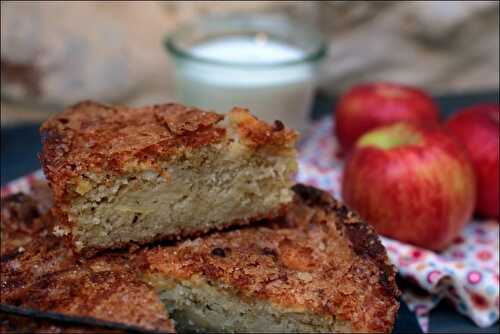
left=40, top=101, right=298, bottom=256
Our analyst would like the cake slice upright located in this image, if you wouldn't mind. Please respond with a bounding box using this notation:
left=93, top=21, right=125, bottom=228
left=40, top=101, right=298, bottom=256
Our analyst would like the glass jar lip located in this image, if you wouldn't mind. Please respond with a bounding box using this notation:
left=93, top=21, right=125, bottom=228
left=164, top=13, right=328, bottom=68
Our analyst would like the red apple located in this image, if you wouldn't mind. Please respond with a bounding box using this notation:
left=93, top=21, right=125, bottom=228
left=334, top=82, right=440, bottom=154
left=445, top=103, right=499, bottom=219
left=342, top=122, right=476, bottom=251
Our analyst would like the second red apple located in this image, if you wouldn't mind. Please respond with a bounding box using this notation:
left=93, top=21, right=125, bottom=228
left=334, top=82, right=440, bottom=154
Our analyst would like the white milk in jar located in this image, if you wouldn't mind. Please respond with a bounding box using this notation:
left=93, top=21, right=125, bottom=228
left=173, top=36, right=315, bottom=132
left=166, top=15, right=326, bottom=132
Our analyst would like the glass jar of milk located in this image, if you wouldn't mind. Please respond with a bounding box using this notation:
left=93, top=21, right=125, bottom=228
left=165, top=14, right=327, bottom=132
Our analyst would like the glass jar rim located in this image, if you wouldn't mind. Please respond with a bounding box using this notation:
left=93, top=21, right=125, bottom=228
left=164, top=13, right=328, bottom=68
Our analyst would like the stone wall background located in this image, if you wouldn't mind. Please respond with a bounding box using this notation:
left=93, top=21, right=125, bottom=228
left=1, top=1, right=498, bottom=124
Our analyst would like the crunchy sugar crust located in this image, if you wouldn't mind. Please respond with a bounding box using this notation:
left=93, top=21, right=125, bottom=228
left=40, top=101, right=297, bottom=206
left=0, top=191, right=174, bottom=333
left=142, top=184, right=400, bottom=333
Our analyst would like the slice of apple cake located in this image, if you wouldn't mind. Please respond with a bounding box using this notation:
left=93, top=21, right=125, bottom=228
left=40, top=101, right=298, bottom=256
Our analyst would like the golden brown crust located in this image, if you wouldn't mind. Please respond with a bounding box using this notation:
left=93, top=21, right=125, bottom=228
left=155, top=103, right=224, bottom=136
left=2, top=264, right=172, bottom=332
left=1, top=193, right=44, bottom=255
left=40, top=101, right=297, bottom=206
left=1, top=239, right=174, bottom=333
left=290, top=184, right=400, bottom=300
left=0, top=183, right=53, bottom=255
left=1, top=194, right=174, bottom=333
left=39, top=101, right=227, bottom=206
left=229, top=107, right=298, bottom=152
left=142, top=184, right=400, bottom=333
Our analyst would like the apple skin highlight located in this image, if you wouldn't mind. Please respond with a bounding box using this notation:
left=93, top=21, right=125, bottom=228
left=342, top=123, right=476, bottom=251
left=334, top=82, right=440, bottom=154
left=445, top=103, right=499, bottom=219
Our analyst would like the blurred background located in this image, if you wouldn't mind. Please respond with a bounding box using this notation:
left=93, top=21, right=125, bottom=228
left=1, top=1, right=499, bottom=124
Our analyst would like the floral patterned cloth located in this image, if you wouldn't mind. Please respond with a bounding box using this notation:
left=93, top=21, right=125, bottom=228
left=1, top=117, right=498, bottom=332
left=297, top=117, right=499, bottom=332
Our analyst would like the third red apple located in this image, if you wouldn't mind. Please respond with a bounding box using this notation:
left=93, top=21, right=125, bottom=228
left=445, top=103, right=499, bottom=219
